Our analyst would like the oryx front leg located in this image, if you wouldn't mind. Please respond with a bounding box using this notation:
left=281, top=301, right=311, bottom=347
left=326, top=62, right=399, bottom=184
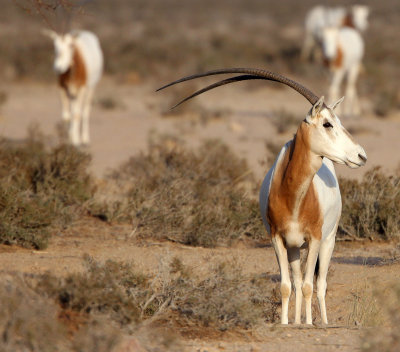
left=301, top=33, right=315, bottom=61
left=317, top=231, right=336, bottom=325
left=69, top=89, right=86, bottom=146
left=272, top=235, right=291, bottom=325
left=345, top=64, right=361, bottom=116
left=81, top=88, right=94, bottom=145
left=59, top=88, right=71, bottom=122
left=302, top=237, right=321, bottom=325
left=288, top=246, right=302, bottom=324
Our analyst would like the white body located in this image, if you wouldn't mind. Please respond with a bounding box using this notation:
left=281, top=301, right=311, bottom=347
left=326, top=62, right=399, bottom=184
left=322, top=27, right=364, bottom=116
left=72, top=30, right=103, bottom=88
left=301, top=5, right=369, bottom=61
left=45, top=29, right=103, bottom=146
left=259, top=98, right=366, bottom=325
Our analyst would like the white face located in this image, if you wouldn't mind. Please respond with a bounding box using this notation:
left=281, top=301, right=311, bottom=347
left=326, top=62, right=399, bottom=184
left=306, top=97, right=367, bottom=168
left=53, top=34, right=74, bottom=74
left=352, top=5, right=369, bottom=32
left=321, top=27, right=339, bottom=60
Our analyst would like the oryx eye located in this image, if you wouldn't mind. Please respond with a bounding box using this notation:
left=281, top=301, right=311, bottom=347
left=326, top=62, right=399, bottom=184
left=323, top=122, right=333, bottom=128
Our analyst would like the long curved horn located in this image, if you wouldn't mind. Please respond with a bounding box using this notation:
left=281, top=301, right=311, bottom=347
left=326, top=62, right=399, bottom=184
left=157, top=68, right=320, bottom=106
left=170, top=75, right=261, bottom=109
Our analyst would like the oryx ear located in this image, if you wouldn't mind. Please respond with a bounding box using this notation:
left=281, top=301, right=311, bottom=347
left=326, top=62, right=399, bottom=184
left=41, top=29, right=58, bottom=40
left=329, top=96, right=344, bottom=111
left=312, top=96, right=325, bottom=117
left=306, top=96, right=325, bottom=123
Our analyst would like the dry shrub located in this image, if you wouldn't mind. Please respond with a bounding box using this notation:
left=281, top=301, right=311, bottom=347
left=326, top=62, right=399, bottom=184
left=91, top=136, right=264, bottom=247
left=374, top=90, right=400, bottom=117
left=339, top=167, right=400, bottom=240
left=170, top=260, right=280, bottom=330
left=0, top=275, right=68, bottom=352
left=362, top=283, right=400, bottom=352
left=36, top=256, right=278, bottom=332
left=70, top=318, right=123, bottom=352
left=36, top=255, right=146, bottom=326
left=0, top=273, right=130, bottom=352
left=264, top=141, right=283, bottom=168
left=271, top=109, right=300, bottom=134
left=0, top=130, right=94, bottom=249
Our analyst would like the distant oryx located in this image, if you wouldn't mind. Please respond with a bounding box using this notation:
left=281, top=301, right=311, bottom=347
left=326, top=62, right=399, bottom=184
left=301, top=5, right=369, bottom=61
left=43, top=29, right=103, bottom=146
left=321, top=26, right=364, bottom=116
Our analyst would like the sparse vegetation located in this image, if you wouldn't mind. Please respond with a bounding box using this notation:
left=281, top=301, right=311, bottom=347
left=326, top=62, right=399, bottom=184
left=91, top=135, right=264, bottom=247
left=339, top=167, right=400, bottom=240
left=35, top=255, right=279, bottom=331
left=0, top=130, right=94, bottom=249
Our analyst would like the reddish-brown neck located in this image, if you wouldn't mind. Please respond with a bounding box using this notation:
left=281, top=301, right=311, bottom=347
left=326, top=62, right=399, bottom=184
left=280, top=123, right=321, bottom=199
left=58, top=45, right=87, bottom=96
left=342, top=13, right=355, bottom=28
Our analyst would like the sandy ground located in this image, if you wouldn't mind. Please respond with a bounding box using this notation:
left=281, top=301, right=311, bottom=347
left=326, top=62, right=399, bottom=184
left=0, top=78, right=400, bottom=351
left=1, top=216, right=399, bottom=351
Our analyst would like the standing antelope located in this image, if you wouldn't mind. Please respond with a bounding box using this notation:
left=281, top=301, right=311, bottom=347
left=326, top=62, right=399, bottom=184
left=158, top=68, right=367, bottom=325
left=43, top=29, right=103, bottom=146
left=301, top=5, right=369, bottom=61
left=321, top=26, right=364, bottom=116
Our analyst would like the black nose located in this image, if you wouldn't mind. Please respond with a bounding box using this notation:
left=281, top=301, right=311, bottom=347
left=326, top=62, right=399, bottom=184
left=358, top=153, right=367, bottom=163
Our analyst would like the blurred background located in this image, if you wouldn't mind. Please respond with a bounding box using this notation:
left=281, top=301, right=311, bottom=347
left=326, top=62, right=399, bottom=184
left=0, top=0, right=399, bottom=179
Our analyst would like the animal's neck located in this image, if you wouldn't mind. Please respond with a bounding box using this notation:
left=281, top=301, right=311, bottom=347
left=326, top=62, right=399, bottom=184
left=342, top=13, right=355, bottom=28
left=58, top=44, right=87, bottom=97
left=278, top=123, right=322, bottom=217
left=323, top=43, right=343, bottom=69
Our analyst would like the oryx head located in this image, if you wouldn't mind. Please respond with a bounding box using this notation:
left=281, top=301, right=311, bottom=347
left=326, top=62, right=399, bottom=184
left=157, top=67, right=367, bottom=168
left=321, top=27, right=339, bottom=60
left=305, top=96, right=366, bottom=168
left=42, top=29, right=75, bottom=74
left=351, top=5, right=369, bottom=32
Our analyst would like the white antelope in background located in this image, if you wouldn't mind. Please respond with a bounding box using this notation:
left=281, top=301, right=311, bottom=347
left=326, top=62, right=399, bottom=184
left=301, top=5, right=369, bottom=61
left=321, top=26, right=364, bottom=116
left=43, top=29, right=103, bottom=146
left=158, top=68, right=367, bottom=325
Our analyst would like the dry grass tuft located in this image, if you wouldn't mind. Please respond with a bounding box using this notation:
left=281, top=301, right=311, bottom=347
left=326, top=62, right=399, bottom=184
left=361, top=283, right=400, bottom=352
left=91, top=135, right=264, bottom=247
left=347, top=282, right=383, bottom=328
